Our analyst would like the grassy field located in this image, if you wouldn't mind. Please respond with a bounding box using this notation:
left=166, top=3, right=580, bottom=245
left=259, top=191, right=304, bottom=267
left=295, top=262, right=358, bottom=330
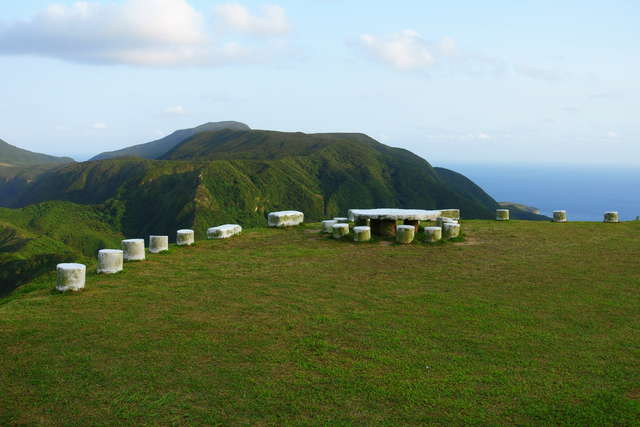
left=1, top=220, right=639, bottom=425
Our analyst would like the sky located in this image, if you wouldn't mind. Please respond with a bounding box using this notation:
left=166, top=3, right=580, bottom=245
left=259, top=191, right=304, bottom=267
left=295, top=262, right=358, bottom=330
left=0, top=0, right=638, bottom=165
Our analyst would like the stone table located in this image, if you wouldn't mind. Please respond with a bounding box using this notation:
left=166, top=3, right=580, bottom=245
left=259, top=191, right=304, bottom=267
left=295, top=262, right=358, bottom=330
left=348, top=209, right=456, bottom=237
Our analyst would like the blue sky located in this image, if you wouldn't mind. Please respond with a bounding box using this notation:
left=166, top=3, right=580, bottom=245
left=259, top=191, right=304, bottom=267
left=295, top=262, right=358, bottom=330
left=0, top=0, right=638, bottom=165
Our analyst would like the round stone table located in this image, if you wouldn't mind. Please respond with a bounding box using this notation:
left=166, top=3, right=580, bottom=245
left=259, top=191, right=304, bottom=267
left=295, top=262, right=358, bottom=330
left=348, top=209, right=449, bottom=237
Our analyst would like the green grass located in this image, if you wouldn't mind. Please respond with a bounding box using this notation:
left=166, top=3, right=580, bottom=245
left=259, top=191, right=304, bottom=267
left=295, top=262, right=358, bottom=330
left=1, top=220, right=639, bottom=425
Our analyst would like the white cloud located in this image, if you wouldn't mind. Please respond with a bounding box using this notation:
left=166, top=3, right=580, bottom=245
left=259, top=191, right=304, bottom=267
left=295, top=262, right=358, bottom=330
left=0, top=0, right=291, bottom=67
left=164, top=105, right=187, bottom=115
left=92, top=122, right=107, bottom=130
left=477, top=132, right=491, bottom=140
left=357, top=30, right=451, bottom=71
left=214, top=3, right=290, bottom=36
left=607, top=130, right=619, bottom=139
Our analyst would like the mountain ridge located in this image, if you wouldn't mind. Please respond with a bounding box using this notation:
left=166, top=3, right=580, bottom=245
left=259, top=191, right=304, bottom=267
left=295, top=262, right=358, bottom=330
left=0, top=138, right=74, bottom=167
left=90, top=121, right=251, bottom=161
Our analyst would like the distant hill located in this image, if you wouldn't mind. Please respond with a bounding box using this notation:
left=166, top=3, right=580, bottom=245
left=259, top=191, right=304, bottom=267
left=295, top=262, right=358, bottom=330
left=91, top=121, right=251, bottom=160
left=499, top=202, right=541, bottom=215
left=0, top=138, right=74, bottom=167
left=435, top=167, right=550, bottom=221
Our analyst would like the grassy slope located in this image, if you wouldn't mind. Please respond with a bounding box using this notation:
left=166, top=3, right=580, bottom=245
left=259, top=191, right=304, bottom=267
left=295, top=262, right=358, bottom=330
left=1, top=220, right=638, bottom=424
left=0, top=138, right=73, bottom=167
left=0, top=201, right=124, bottom=295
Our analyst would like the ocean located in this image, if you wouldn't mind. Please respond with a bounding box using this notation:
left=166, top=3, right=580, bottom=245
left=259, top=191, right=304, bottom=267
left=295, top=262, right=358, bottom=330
left=441, top=163, right=640, bottom=221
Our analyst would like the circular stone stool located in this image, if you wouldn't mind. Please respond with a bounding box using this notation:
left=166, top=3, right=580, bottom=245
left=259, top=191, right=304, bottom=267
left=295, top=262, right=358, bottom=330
left=122, top=239, right=145, bottom=261
left=443, top=222, right=461, bottom=240
left=322, top=220, right=338, bottom=233
left=553, top=210, right=568, bottom=223
left=177, top=229, right=195, bottom=246
left=396, top=225, right=415, bottom=244
left=604, top=211, right=620, bottom=223
left=56, top=263, right=86, bottom=292
left=424, top=226, right=442, bottom=243
left=496, top=209, right=510, bottom=221
left=332, top=223, right=350, bottom=239
left=334, top=217, right=349, bottom=223
left=353, top=226, right=371, bottom=242
left=436, top=217, right=458, bottom=228
left=97, top=249, right=123, bottom=274
left=149, top=236, right=169, bottom=253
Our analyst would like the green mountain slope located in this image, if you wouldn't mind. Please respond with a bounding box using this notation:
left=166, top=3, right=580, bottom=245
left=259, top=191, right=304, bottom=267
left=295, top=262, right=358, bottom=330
left=12, top=130, right=496, bottom=233
left=0, top=138, right=74, bottom=167
left=0, top=201, right=123, bottom=295
left=91, top=121, right=251, bottom=161
left=435, top=167, right=550, bottom=220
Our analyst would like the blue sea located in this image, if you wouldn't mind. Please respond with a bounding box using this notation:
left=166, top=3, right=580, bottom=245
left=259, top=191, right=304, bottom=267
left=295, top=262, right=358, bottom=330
left=440, top=163, right=640, bottom=221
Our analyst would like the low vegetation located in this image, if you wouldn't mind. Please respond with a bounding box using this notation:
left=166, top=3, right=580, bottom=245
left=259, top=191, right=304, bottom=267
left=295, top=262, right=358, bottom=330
left=1, top=220, right=638, bottom=424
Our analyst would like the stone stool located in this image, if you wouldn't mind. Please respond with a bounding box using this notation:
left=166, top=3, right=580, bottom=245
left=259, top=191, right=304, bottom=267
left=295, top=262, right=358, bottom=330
left=396, top=225, right=415, bottom=244
left=56, top=263, right=86, bottom=292
left=424, top=226, right=442, bottom=243
left=149, top=236, right=169, bottom=253
left=122, top=239, right=145, bottom=261
left=322, top=220, right=338, bottom=233
left=334, top=217, right=349, bottom=223
left=177, top=229, right=195, bottom=246
left=332, top=223, right=350, bottom=239
left=97, top=249, right=123, bottom=274
left=604, top=212, right=620, bottom=223
left=208, top=224, right=242, bottom=239
left=553, top=210, right=567, bottom=223
left=443, top=222, right=461, bottom=239
left=496, top=209, right=510, bottom=221
left=353, top=226, right=371, bottom=242
left=268, top=211, right=304, bottom=228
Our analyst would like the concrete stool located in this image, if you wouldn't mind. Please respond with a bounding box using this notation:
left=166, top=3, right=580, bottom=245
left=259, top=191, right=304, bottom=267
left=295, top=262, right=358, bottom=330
left=332, top=223, right=350, bottom=239
left=424, top=226, right=442, bottom=243
left=604, top=212, right=620, bottom=223
left=149, top=236, right=169, bottom=253
left=207, top=224, right=242, bottom=239
left=334, top=217, right=349, bottom=223
left=553, top=210, right=567, bottom=223
left=496, top=209, right=510, bottom=221
left=97, top=249, right=123, bottom=274
left=177, top=229, right=195, bottom=246
left=396, top=225, right=415, bottom=244
left=322, top=220, right=338, bottom=233
left=443, top=222, right=461, bottom=239
left=353, top=226, right=371, bottom=242
left=122, top=239, right=145, bottom=261
left=268, top=211, right=304, bottom=228
left=436, top=217, right=458, bottom=228
left=56, top=263, right=86, bottom=292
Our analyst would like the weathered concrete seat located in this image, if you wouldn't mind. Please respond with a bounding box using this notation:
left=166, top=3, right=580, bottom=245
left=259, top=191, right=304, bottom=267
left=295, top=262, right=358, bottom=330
left=97, top=249, right=123, bottom=274
left=439, top=209, right=461, bottom=220
left=424, top=226, right=442, bottom=243
left=208, top=224, right=242, bottom=239
left=496, top=209, right=510, bottom=221
left=443, top=222, right=461, bottom=239
left=604, top=211, right=620, bottom=223
left=396, top=225, right=415, bottom=244
left=177, top=229, right=195, bottom=246
left=353, top=226, right=371, bottom=242
left=436, top=216, right=458, bottom=228
left=334, top=217, right=349, bottom=222
left=122, top=239, right=145, bottom=261
left=553, top=210, right=568, bottom=223
left=268, top=211, right=304, bottom=228
left=56, top=263, right=86, bottom=292
left=322, top=220, right=338, bottom=233
left=149, top=236, right=169, bottom=253
left=332, top=223, right=350, bottom=239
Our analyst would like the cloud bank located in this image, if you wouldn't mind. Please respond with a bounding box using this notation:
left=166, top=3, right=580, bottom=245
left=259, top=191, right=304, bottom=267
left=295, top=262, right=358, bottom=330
left=0, top=0, right=291, bottom=67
